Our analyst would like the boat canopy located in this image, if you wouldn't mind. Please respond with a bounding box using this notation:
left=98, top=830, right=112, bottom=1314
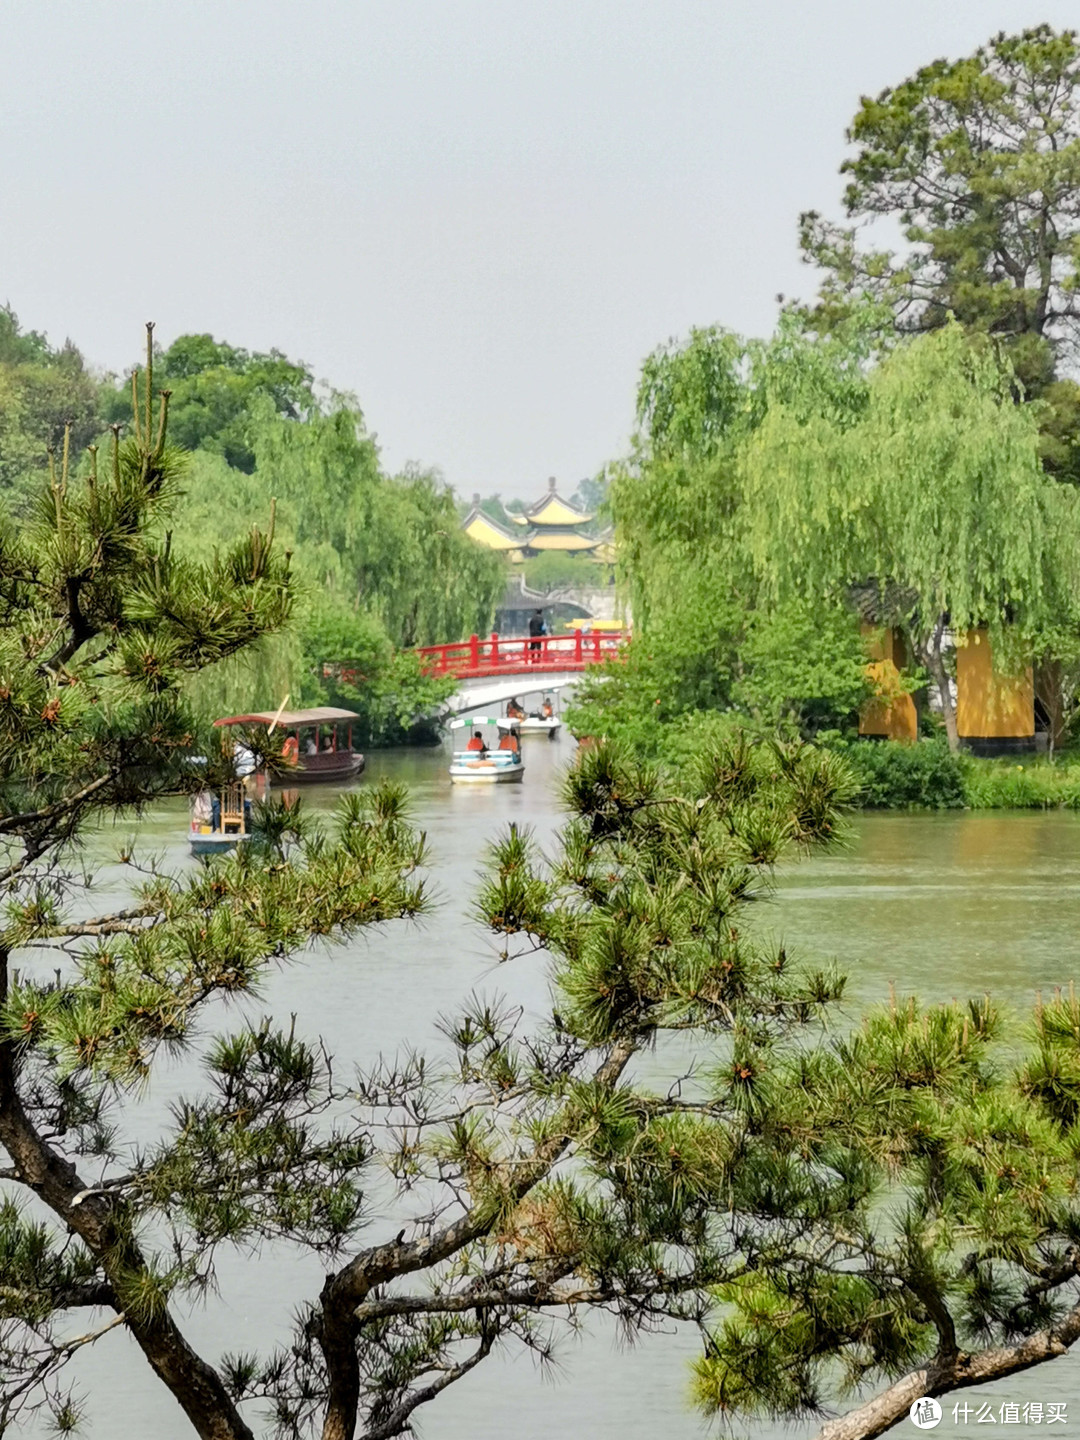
left=449, top=715, right=518, bottom=731
left=213, top=707, right=360, bottom=729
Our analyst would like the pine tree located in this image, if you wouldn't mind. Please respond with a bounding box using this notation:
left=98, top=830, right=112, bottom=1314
left=0, top=354, right=857, bottom=1440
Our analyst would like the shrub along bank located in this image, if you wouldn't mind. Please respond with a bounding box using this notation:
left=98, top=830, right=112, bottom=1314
left=566, top=693, right=1080, bottom=810
left=828, top=738, right=1080, bottom=810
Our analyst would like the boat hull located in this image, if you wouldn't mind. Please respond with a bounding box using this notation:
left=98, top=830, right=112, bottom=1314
left=189, top=832, right=251, bottom=857
left=517, top=718, right=560, bottom=737
left=285, top=752, right=366, bottom=785
left=449, top=759, right=525, bottom=784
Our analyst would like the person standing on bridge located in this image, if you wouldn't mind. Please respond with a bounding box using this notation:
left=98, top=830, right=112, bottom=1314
left=528, top=608, right=546, bottom=662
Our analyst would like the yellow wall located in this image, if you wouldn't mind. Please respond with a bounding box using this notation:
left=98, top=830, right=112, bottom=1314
left=955, top=629, right=1033, bottom=739
left=859, top=625, right=917, bottom=742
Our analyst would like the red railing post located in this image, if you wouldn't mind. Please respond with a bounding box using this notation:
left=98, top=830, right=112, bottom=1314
left=469, top=634, right=479, bottom=670
left=574, top=628, right=583, bottom=664
left=490, top=632, right=499, bottom=670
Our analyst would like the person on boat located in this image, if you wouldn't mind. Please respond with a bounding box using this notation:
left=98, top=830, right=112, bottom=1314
left=466, top=730, right=488, bottom=754
left=528, top=609, right=546, bottom=660
left=233, top=740, right=256, bottom=777
left=191, top=790, right=213, bottom=831
left=498, top=731, right=520, bottom=755
left=506, top=697, right=525, bottom=719
left=541, top=696, right=554, bottom=719
left=304, top=733, right=318, bottom=756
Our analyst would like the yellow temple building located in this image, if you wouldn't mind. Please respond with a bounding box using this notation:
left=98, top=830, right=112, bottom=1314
left=955, top=628, right=1036, bottom=755
left=858, top=624, right=919, bottom=743
left=462, top=478, right=613, bottom=561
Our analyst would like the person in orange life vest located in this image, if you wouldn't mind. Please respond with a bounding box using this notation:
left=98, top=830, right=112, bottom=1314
left=506, top=697, right=525, bottom=719
left=540, top=697, right=554, bottom=718
left=498, top=731, right=520, bottom=755
left=466, top=730, right=487, bottom=753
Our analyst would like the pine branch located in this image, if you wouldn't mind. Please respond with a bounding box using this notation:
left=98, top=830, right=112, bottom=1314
left=360, top=1329, right=494, bottom=1440
left=814, top=1302, right=1080, bottom=1440
left=0, top=771, right=119, bottom=837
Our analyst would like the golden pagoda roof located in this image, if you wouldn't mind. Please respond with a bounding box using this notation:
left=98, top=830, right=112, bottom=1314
left=522, top=477, right=593, bottom=527
left=462, top=507, right=522, bottom=552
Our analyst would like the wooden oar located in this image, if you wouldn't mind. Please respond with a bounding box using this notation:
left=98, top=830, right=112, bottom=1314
left=267, top=694, right=290, bottom=736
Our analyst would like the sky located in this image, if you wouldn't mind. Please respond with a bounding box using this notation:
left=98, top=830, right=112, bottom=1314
left=1, top=0, right=1077, bottom=500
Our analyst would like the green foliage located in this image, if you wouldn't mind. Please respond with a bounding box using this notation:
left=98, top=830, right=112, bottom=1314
left=693, top=991, right=1080, bottom=1429
left=799, top=25, right=1080, bottom=486
left=733, top=600, right=872, bottom=735
left=745, top=325, right=1057, bottom=635
left=1037, top=379, right=1080, bottom=485
left=251, top=408, right=503, bottom=648
left=959, top=754, right=1080, bottom=809
left=743, top=322, right=1080, bottom=748
left=296, top=594, right=453, bottom=745
left=162, top=407, right=497, bottom=741
left=570, top=473, right=609, bottom=517
left=0, top=308, right=100, bottom=511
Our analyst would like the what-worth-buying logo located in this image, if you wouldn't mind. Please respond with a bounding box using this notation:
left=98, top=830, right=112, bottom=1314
left=910, top=1397, right=1068, bottom=1428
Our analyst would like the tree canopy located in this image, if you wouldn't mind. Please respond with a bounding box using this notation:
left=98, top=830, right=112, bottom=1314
left=800, top=26, right=1080, bottom=369
left=799, top=24, right=1080, bottom=480
left=102, top=333, right=318, bottom=474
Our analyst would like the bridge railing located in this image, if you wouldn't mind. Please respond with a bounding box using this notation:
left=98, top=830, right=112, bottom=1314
left=415, top=630, right=627, bottom=679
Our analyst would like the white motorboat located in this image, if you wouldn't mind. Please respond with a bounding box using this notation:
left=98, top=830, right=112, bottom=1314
left=449, top=717, right=525, bottom=784
left=504, top=686, right=562, bottom=738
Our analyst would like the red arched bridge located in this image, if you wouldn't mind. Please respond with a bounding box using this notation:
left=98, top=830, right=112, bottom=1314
left=415, top=630, right=627, bottom=679
left=413, top=630, right=629, bottom=716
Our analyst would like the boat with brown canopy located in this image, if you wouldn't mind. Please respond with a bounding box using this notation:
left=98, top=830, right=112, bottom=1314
left=213, top=707, right=365, bottom=785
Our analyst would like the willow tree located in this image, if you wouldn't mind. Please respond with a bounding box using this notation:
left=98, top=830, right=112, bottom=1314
left=250, top=407, right=503, bottom=648
left=591, top=320, right=878, bottom=742
left=742, top=322, right=1080, bottom=749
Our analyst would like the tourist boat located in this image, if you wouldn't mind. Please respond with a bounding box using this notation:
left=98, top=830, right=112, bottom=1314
left=212, top=706, right=365, bottom=785
left=505, top=686, right=562, bottom=738
left=188, top=782, right=253, bottom=857
left=449, top=716, right=525, bottom=784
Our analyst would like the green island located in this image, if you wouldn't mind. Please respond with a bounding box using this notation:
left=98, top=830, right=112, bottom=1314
left=5, top=21, right=1080, bottom=1440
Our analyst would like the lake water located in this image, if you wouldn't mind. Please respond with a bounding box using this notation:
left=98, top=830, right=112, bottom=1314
left=29, top=734, right=1080, bottom=1437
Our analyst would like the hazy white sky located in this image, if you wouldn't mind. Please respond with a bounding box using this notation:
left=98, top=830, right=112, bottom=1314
left=2, top=1, right=1076, bottom=498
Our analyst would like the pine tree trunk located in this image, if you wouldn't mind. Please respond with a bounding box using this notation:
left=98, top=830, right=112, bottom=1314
left=0, top=950, right=255, bottom=1440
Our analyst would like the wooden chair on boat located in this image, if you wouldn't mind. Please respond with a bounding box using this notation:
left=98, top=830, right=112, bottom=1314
left=220, top=782, right=247, bottom=836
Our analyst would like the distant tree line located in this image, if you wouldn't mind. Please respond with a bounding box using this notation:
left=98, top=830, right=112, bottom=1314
left=0, top=314, right=504, bottom=742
